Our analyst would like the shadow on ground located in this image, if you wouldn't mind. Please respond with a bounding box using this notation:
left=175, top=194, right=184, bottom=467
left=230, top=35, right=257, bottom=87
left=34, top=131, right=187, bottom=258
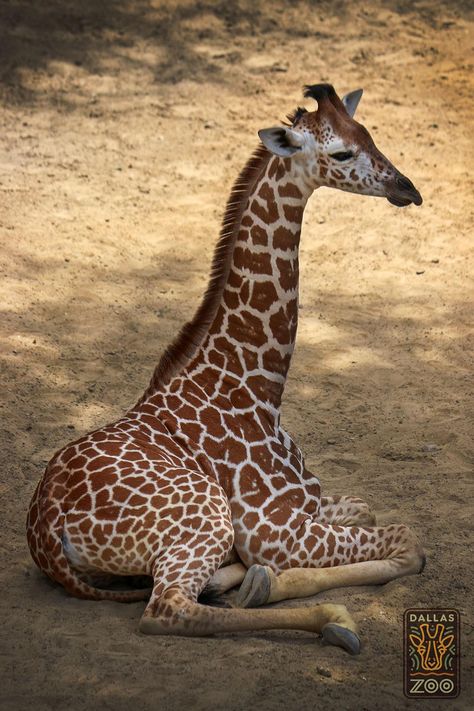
left=1, top=0, right=471, bottom=105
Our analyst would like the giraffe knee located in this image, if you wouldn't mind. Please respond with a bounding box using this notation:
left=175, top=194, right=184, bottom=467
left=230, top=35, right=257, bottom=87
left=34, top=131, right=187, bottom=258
left=341, top=499, right=377, bottom=526
left=393, top=525, right=426, bottom=574
left=354, top=507, right=377, bottom=527
left=353, top=498, right=377, bottom=526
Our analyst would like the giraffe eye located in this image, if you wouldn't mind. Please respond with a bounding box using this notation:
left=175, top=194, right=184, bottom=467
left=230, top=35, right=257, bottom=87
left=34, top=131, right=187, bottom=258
left=330, top=151, right=354, bottom=161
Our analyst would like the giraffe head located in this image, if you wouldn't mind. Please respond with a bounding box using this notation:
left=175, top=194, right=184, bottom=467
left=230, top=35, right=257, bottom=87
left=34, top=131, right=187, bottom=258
left=259, top=83, right=422, bottom=207
left=409, top=623, right=454, bottom=672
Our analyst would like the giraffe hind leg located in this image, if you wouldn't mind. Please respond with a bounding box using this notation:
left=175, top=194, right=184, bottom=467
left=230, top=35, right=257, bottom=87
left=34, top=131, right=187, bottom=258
left=138, top=541, right=359, bottom=652
left=63, top=531, right=153, bottom=592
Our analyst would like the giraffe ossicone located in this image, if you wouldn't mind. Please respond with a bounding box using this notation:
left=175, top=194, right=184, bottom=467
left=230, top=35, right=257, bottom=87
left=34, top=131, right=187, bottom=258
left=27, top=83, right=424, bottom=653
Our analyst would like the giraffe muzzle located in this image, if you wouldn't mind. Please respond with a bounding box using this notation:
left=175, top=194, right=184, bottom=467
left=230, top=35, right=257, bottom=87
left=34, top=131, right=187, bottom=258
left=387, top=173, right=423, bottom=207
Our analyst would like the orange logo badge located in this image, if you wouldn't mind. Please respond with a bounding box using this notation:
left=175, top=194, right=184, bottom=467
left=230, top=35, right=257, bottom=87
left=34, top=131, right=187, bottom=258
left=404, top=609, right=460, bottom=698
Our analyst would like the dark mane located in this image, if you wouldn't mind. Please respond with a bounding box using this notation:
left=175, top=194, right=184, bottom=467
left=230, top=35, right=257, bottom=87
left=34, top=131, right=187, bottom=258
left=145, top=144, right=271, bottom=392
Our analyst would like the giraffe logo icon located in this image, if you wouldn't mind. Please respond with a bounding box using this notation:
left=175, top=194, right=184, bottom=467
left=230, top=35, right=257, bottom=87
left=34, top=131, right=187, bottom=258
left=404, top=609, right=460, bottom=698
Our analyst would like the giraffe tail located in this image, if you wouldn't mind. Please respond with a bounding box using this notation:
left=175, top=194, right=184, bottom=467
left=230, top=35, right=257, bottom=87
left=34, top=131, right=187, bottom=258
left=27, top=480, right=152, bottom=604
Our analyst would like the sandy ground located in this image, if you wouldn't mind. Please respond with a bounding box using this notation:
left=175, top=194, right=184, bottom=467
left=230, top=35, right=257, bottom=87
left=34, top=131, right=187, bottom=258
left=0, top=1, right=473, bottom=709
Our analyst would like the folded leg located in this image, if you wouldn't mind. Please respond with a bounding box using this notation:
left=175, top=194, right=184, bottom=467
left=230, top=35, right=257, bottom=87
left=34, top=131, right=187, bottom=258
left=237, top=521, right=425, bottom=607
left=139, top=544, right=360, bottom=653
left=319, top=495, right=376, bottom=526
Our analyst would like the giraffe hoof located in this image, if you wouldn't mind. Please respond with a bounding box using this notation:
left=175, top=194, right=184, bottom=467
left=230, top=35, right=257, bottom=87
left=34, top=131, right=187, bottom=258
left=235, top=564, right=271, bottom=608
left=322, top=623, right=361, bottom=655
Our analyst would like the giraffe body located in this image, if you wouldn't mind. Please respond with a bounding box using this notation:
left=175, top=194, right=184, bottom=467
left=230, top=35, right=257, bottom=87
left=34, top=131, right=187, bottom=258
left=27, top=84, right=424, bottom=648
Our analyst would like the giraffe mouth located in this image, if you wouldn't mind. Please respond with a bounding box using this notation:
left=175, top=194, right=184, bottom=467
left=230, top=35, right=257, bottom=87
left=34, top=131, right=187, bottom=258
left=387, top=175, right=423, bottom=207
left=387, top=195, right=416, bottom=207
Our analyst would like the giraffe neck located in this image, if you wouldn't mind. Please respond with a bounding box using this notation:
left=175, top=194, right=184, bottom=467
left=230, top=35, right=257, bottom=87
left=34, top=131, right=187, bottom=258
left=183, top=153, right=314, bottom=415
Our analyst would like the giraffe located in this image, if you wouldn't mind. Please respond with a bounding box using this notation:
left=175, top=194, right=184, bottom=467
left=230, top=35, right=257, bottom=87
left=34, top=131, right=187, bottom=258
left=27, top=84, right=424, bottom=655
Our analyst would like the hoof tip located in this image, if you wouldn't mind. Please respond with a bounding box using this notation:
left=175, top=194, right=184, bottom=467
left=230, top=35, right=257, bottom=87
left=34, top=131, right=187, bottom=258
left=322, top=623, right=361, bottom=655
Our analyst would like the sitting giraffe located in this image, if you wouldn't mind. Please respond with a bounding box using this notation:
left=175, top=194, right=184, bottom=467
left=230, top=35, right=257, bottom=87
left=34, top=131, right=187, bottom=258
left=27, top=84, right=425, bottom=655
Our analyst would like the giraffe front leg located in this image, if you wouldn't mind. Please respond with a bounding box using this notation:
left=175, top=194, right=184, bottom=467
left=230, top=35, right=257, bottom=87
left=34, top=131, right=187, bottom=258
left=319, top=495, right=377, bottom=527
left=236, top=522, right=425, bottom=607
left=139, top=542, right=359, bottom=653
left=140, top=585, right=360, bottom=654
left=132, top=493, right=359, bottom=652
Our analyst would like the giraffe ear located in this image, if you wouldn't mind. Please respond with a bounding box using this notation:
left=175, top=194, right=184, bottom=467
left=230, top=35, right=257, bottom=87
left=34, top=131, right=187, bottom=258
left=258, top=127, right=304, bottom=157
left=342, top=89, right=363, bottom=117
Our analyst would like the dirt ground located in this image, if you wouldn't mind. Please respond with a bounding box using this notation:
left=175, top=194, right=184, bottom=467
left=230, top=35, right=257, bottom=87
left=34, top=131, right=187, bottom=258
left=0, top=1, right=473, bottom=709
